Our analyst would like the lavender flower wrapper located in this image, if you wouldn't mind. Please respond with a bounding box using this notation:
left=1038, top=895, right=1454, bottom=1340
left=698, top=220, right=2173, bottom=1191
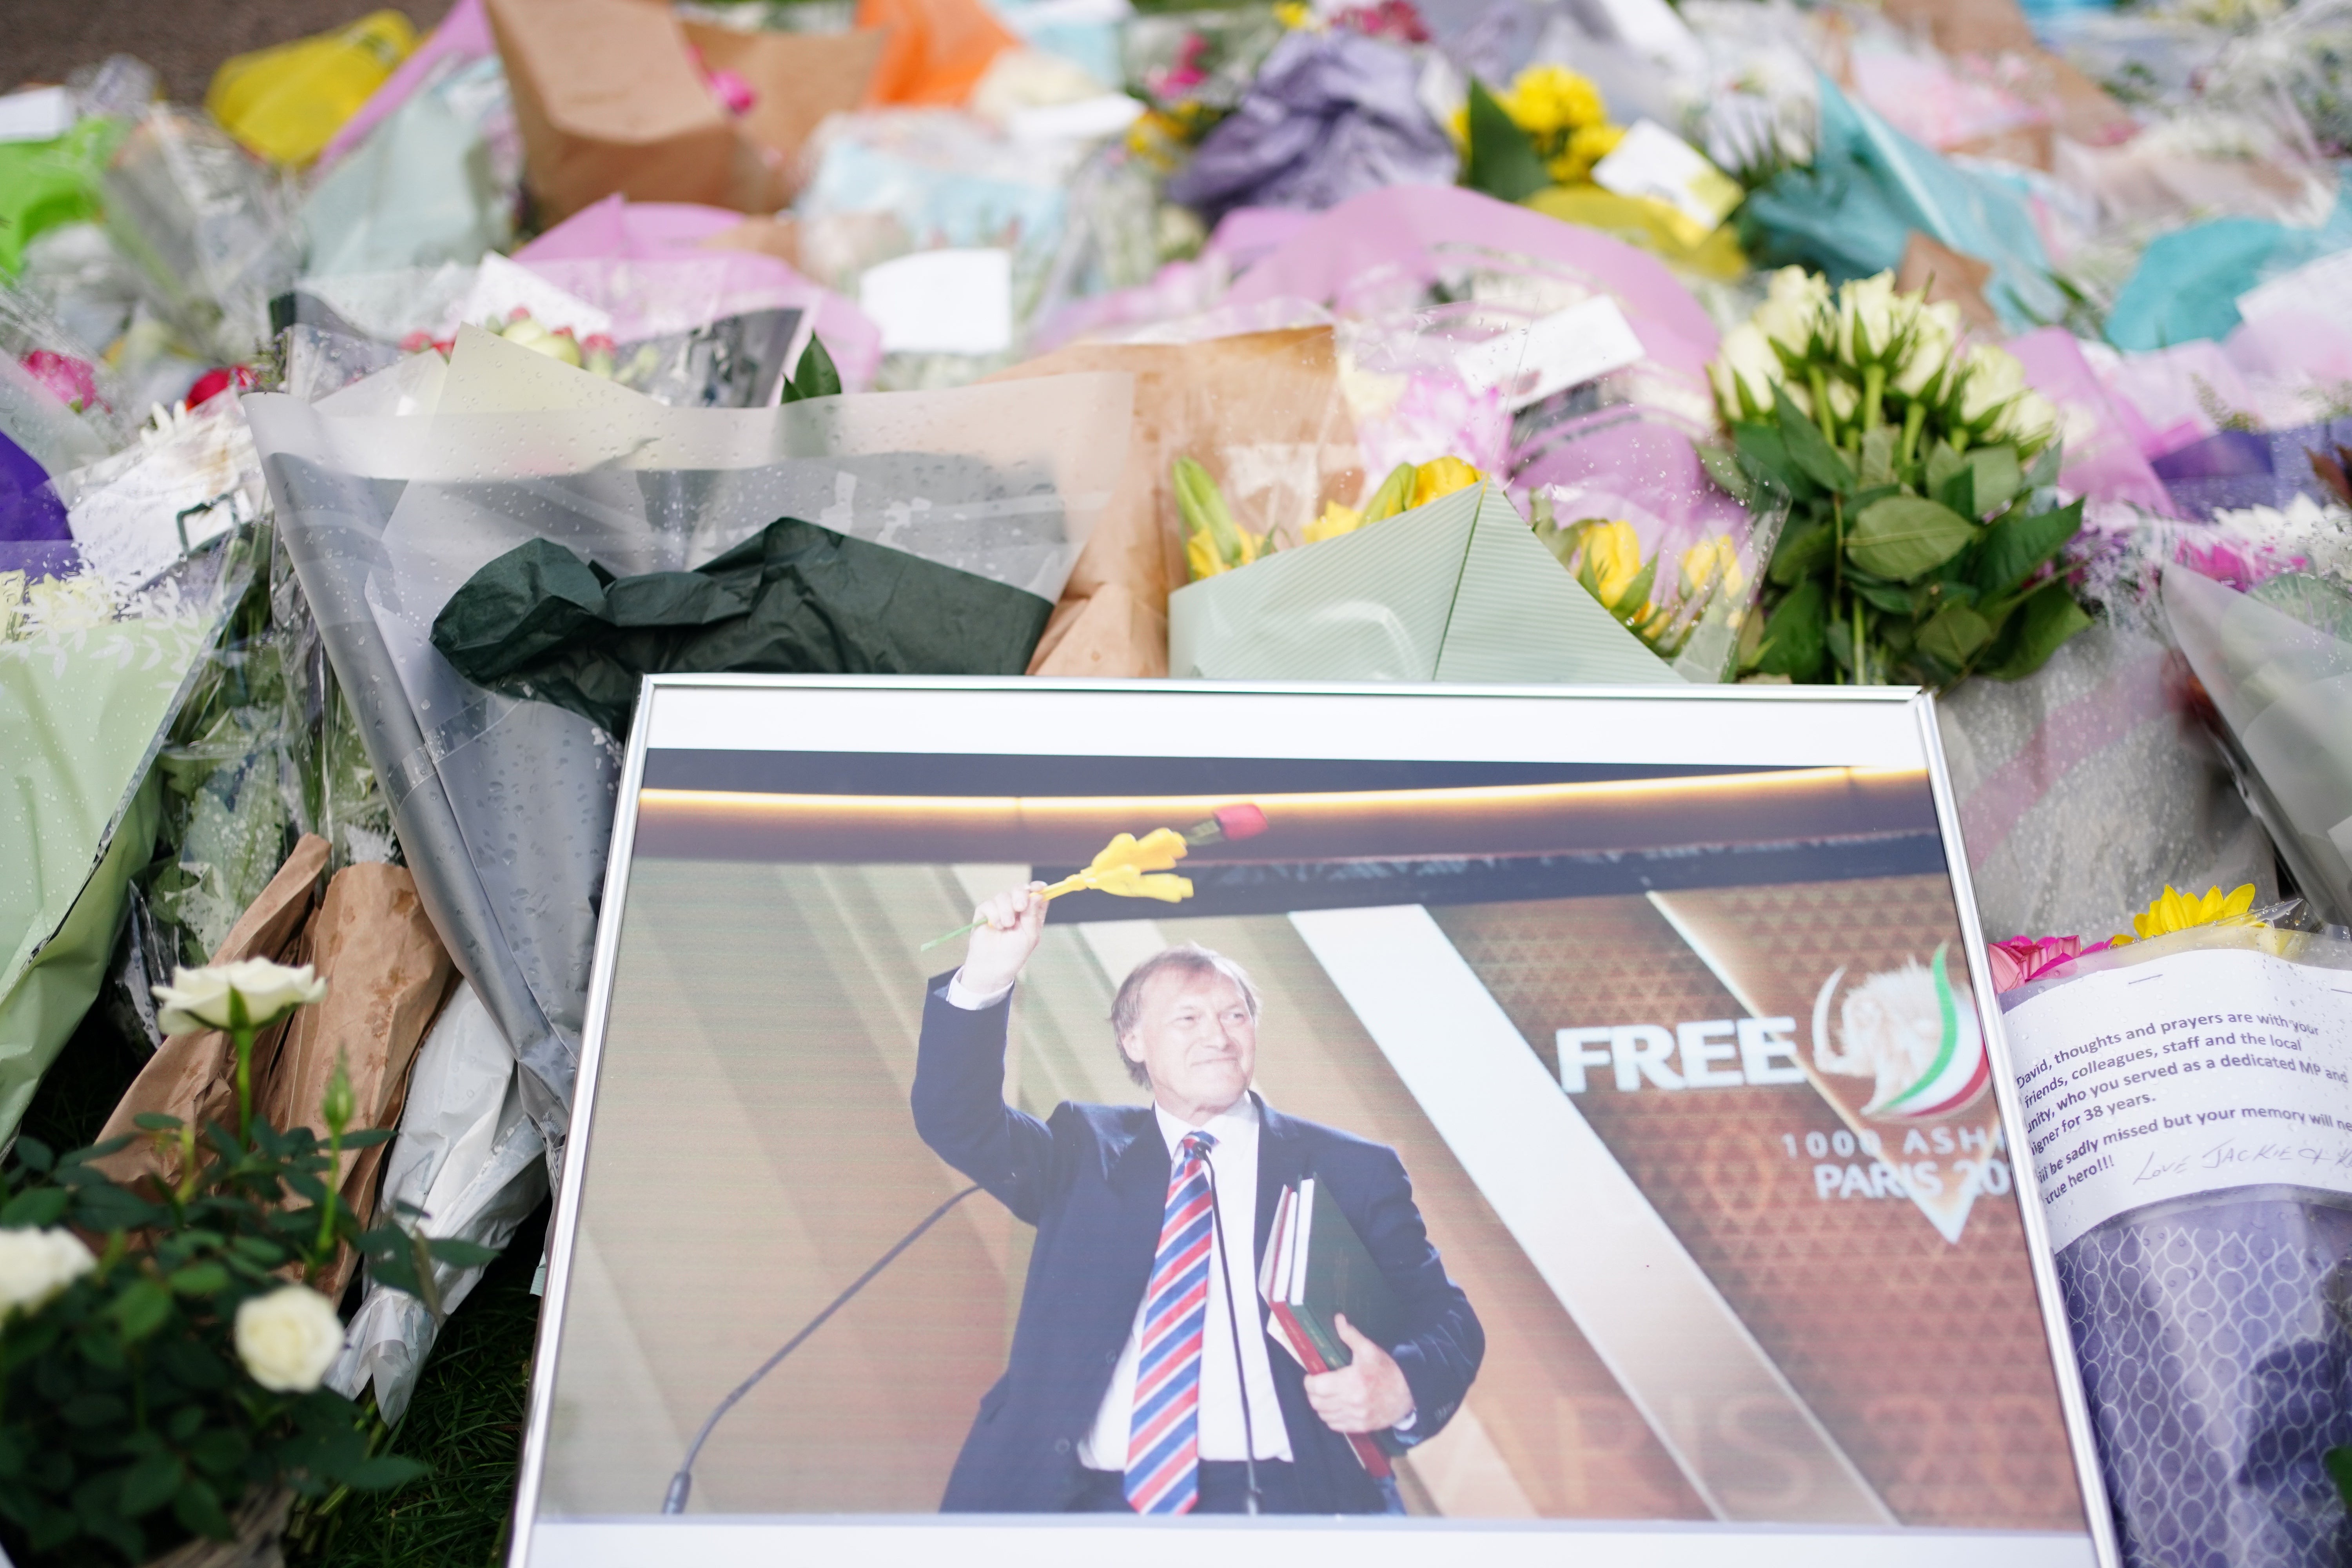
left=1165, top=30, right=1457, bottom=226
left=2056, top=1193, right=2352, bottom=1568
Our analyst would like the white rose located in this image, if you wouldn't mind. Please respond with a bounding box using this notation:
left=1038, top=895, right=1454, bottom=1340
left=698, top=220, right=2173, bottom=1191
left=1957, top=343, right=2027, bottom=431
left=2006, top=390, right=2060, bottom=449
left=1710, top=322, right=1784, bottom=419
left=234, top=1285, right=345, bottom=1393
left=1824, top=374, right=1858, bottom=424
left=0, top=1228, right=96, bottom=1318
left=1892, top=300, right=1961, bottom=399
left=1835, top=272, right=1904, bottom=367
left=153, top=959, right=327, bottom=1035
left=1755, top=266, right=1829, bottom=354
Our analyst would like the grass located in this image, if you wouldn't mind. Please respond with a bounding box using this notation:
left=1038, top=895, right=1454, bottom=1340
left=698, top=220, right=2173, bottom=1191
left=286, top=1204, right=547, bottom=1568
left=18, top=996, right=546, bottom=1568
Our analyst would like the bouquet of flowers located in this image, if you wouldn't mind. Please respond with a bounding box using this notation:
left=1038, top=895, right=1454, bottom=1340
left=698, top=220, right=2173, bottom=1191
left=1531, top=505, right=1747, bottom=664
left=1461, top=64, right=1627, bottom=203
left=1710, top=267, right=2094, bottom=688
left=0, top=963, right=485, bottom=1564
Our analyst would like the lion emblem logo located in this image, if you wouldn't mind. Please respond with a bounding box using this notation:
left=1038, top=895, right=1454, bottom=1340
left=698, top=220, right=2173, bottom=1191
left=1809, top=943, right=1988, bottom=1119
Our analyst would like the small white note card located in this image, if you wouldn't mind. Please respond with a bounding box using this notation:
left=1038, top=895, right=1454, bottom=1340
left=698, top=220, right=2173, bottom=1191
left=860, top=248, right=1014, bottom=357
left=0, top=87, right=76, bottom=145
left=1592, top=120, right=1744, bottom=232
left=1454, top=296, right=1646, bottom=410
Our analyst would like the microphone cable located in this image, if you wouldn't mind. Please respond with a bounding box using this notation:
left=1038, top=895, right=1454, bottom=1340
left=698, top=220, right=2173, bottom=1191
left=661, top=1182, right=985, bottom=1514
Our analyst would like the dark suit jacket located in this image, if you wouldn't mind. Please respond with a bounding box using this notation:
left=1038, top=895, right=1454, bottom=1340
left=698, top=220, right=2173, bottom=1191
left=910, top=972, right=1484, bottom=1513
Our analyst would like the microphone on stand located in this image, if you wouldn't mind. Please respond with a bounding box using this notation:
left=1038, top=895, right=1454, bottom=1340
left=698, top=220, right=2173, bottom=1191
left=661, top=1182, right=984, bottom=1514
left=1200, top=1157, right=1263, bottom=1515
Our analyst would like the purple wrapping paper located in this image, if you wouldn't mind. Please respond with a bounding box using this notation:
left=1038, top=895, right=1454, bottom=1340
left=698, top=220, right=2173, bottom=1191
left=2057, top=1194, right=2352, bottom=1568
left=0, top=430, right=69, bottom=544
left=2152, top=421, right=2352, bottom=518
left=1165, top=31, right=1458, bottom=225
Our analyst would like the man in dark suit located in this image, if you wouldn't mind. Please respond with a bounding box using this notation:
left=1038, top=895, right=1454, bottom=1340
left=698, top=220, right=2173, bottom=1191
left=912, top=882, right=1483, bottom=1515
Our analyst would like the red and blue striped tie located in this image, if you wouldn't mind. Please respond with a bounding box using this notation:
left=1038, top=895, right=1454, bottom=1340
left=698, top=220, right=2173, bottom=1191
left=1125, top=1130, right=1218, bottom=1514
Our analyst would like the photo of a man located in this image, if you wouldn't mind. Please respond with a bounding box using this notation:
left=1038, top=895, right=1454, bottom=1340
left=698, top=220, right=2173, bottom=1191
left=913, top=882, right=1486, bottom=1516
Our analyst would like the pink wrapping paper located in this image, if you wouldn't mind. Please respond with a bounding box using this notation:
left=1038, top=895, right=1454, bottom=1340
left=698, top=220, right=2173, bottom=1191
left=314, top=0, right=496, bottom=172
left=513, top=195, right=882, bottom=387
left=2009, top=327, right=2177, bottom=514
left=1222, top=185, right=1720, bottom=379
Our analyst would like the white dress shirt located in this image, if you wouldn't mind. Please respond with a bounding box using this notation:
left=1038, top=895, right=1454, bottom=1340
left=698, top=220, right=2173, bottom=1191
left=1077, top=1096, right=1294, bottom=1468
left=942, top=970, right=1293, bottom=1467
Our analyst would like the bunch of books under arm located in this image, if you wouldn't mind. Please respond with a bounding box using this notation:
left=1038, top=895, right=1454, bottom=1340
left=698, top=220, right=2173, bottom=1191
left=1257, top=1179, right=1409, bottom=1476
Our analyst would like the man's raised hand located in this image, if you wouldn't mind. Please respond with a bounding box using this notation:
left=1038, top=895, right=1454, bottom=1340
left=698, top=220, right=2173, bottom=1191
left=957, top=882, right=1049, bottom=996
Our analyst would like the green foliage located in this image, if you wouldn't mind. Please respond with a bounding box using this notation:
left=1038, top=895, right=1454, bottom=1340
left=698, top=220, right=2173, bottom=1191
left=286, top=1204, right=549, bottom=1568
left=1462, top=80, right=1552, bottom=203
left=779, top=333, right=842, bottom=405
left=0, top=1117, right=479, bottom=1565
left=1728, top=426, right=2088, bottom=687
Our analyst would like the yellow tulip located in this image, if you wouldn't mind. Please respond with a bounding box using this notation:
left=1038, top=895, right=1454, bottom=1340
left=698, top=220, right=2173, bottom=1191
left=1578, top=519, right=1645, bottom=608
left=2109, top=883, right=2259, bottom=946
left=1410, top=457, right=1483, bottom=509
left=1678, top=535, right=1745, bottom=599
left=1304, top=501, right=1363, bottom=543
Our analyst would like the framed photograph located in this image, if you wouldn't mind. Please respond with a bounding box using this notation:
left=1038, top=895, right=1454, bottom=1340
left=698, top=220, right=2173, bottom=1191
left=510, top=677, right=2118, bottom=1568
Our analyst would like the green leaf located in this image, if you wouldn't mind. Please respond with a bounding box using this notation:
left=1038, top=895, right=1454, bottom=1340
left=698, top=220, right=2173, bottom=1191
left=119, top=1452, right=185, bottom=1517
left=57, top=1135, right=134, bottom=1165
left=1463, top=79, right=1552, bottom=202
left=426, top=1237, right=499, bottom=1267
left=60, top=1392, right=127, bottom=1427
left=71, top=1183, right=158, bottom=1232
left=2024, top=441, right=2062, bottom=492
left=1849, top=578, right=1914, bottom=615
left=167, top=1263, right=228, bottom=1296
left=1985, top=581, right=2094, bottom=680
left=1775, top=398, right=1856, bottom=492
left=1962, top=445, right=2023, bottom=516
left=1916, top=604, right=1996, bottom=667
left=1766, top=518, right=1836, bottom=587
left=1697, top=445, right=1752, bottom=503
left=340, top=1128, right=395, bottom=1149
left=1936, top=463, right=1975, bottom=517
left=1859, top=425, right=1897, bottom=489
left=1973, top=499, right=2083, bottom=601
left=1610, top=554, right=1658, bottom=619
left=2, top=1188, right=69, bottom=1227
left=1731, top=420, right=1799, bottom=493
left=131, top=1113, right=184, bottom=1132
left=107, top=1279, right=173, bottom=1343
left=174, top=1477, right=233, bottom=1541
left=1847, top=495, right=1978, bottom=580
left=1924, top=441, right=1966, bottom=497
left=1753, top=579, right=1828, bottom=679
left=339, top=1455, right=430, bottom=1490
left=780, top=333, right=840, bottom=404
left=14, top=1137, right=53, bottom=1173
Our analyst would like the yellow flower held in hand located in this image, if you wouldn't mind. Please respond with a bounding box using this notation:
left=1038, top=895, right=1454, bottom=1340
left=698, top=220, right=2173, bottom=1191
left=2110, top=883, right=2260, bottom=946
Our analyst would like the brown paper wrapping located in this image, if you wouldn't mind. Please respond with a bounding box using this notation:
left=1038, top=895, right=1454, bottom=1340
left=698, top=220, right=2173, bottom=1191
left=488, top=0, right=880, bottom=223
left=256, top=866, right=456, bottom=1294
left=984, top=328, right=1364, bottom=679
left=94, top=840, right=455, bottom=1297
left=94, top=835, right=330, bottom=1183
left=1897, top=232, right=2002, bottom=334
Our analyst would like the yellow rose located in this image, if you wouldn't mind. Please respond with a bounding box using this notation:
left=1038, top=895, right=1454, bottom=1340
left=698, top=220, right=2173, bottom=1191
left=1679, top=535, right=1744, bottom=599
